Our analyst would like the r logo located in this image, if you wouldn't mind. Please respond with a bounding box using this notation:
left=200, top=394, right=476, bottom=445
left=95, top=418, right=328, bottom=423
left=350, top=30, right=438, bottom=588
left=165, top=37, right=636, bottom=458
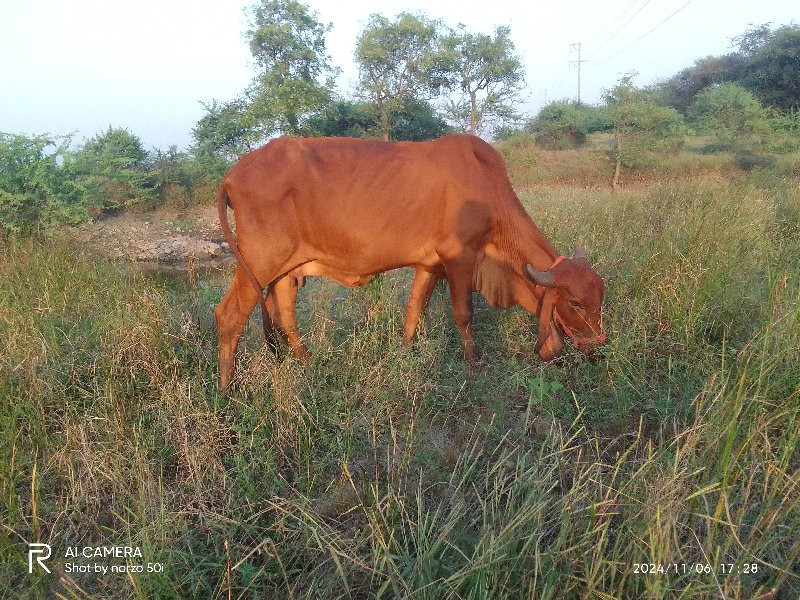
left=28, top=543, right=51, bottom=574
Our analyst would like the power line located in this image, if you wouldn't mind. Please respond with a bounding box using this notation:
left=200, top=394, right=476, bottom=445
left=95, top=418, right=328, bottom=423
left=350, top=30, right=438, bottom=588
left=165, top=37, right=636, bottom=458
left=538, top=47, right=575, bottom=104
left=584, top=0, right=642, bottom=47
left=586, top=0, right=654, bottom=60
left=591, top=0, right=697, bottom=68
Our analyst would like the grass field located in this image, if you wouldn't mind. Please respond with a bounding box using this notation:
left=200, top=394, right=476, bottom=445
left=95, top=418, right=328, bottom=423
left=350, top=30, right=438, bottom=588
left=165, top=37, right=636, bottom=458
left=1, top=172, right=799, bottom=598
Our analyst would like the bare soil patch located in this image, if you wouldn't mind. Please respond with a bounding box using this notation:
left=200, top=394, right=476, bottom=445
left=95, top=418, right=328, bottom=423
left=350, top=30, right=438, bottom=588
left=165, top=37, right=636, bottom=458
left=70, top=203, right=232, bottom=266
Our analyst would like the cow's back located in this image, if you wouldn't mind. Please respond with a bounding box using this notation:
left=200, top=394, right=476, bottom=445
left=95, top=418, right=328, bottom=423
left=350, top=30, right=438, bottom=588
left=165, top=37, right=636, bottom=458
left=224, top=135, right=512, bottom=274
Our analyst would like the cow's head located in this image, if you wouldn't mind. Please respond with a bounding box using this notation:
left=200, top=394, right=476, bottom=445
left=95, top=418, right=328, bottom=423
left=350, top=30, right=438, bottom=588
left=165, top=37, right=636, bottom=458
left=524, top=245, right=606, bottom=360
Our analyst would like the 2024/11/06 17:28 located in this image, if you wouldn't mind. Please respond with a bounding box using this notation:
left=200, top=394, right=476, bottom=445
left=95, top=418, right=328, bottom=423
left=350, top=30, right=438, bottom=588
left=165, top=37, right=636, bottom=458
left=633, top=563, right=760, bottom=575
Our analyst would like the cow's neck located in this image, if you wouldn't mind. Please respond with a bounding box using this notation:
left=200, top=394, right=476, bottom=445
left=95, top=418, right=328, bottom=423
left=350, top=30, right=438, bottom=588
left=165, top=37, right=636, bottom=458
left=496, top=205, right=561, bottom=273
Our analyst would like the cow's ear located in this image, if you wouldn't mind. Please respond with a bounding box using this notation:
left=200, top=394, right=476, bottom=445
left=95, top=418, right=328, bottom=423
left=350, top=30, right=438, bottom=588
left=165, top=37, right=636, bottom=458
left=536, top=289, right=563, bottom=361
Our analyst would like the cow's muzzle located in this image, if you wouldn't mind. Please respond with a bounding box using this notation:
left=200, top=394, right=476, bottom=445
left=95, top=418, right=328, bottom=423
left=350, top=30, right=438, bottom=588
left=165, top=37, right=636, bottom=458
left=554, top=309, right=607, bottom=348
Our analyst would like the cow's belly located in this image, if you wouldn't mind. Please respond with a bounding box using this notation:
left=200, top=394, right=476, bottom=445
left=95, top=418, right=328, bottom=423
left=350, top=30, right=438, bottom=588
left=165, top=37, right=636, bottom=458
left=286, top=247, right=442, bottom=289
left=286, top=261, right=373, bottom=288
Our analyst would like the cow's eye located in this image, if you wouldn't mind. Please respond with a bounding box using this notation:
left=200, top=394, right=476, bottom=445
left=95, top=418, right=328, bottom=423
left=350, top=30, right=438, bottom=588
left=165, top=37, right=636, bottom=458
left=568, top=300, right=582, bottom=310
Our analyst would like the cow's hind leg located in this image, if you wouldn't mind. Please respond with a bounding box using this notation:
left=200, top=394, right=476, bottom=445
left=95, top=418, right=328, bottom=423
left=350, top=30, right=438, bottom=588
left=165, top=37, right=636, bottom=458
left=403, top=270, right=439, bottom=346
left=262, top=288, right=281, bottom=352
left=215, top=266, right=266, bottom=390
left=267, top=274, right=310, bottom=362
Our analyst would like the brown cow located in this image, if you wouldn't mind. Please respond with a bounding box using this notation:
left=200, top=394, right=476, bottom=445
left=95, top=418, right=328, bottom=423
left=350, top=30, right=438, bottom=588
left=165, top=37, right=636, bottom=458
left=215, top=135, right=605, bottom=389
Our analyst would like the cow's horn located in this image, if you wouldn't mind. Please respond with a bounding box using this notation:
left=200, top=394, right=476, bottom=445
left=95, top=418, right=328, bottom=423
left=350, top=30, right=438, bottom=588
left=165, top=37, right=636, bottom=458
left=573, top=244, right=588, bottom=261
left=525, top=264, right=555, bottom=287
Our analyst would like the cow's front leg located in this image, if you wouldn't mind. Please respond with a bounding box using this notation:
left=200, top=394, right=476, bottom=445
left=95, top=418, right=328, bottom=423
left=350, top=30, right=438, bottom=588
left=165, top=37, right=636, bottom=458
left=443, top=262, right=481, bottom=362
left=403, top=270, right=439, bottom=346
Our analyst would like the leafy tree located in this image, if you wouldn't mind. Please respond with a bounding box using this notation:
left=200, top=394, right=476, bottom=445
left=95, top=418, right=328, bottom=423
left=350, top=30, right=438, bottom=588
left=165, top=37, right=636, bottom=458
left=688, top=83, right=769, bottom=148
left=733, top=24, right=800, bottom=110
left=652, top=24, right=799, bottom=114
left=307, top=98, right=452, bottom=141
left=306, top=100, right=378, bottom=138
left=191, top=98, right=257, bottom=173
left=245, top=0, right=336, bottom=137
left=72, top=127, right=154, bottom=211
left=355, top=13, right=444, bottom=141
left=604, top=76, right=686, bottom=188
left=651, top=54, right=741, bottom=112
left=389, top=98, right=454, bottom=141
left=0, top=133, right=84, bottom=234
left=439, top=25, right=524, bottom=136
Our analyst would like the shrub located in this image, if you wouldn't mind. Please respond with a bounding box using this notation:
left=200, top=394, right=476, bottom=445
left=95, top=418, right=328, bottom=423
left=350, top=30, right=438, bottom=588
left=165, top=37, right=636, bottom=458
left=528, top=101, right=589, bottom=149
left=734, top=150, right=775, bottom=170
left=0, top=133, right=86, bottom=234
left=688, top=83, right=770, bottom=149
left=71, top=127, right=155, bottom=213
left=147, top=145, right=209, bottom=207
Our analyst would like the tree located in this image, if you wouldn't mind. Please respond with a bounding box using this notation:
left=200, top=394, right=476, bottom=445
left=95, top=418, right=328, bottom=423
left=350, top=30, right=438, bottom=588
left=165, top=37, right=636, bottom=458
left=72, top=127, right=154, bottom=211
left=604, top=76, right=686, bottom=189
left=306, top=100, right=378, bottom=138
left=245, top=0, right=336, bottom=137
left=307, top=98, right=453, bottom=141
left=440, top=25, right=524, bottom=136
left=355, top=13, right=443, bottom=141
left=733, top=24, right=800, bottom=110
left=651, top=54, right=741, bottom=112
left=687, top=83, right=769, bottom=148
left=651, top=24, right=800, bottom=114
left=191, top=98, right=258, bottom=173
left=389, top=98, right=454, bottom=141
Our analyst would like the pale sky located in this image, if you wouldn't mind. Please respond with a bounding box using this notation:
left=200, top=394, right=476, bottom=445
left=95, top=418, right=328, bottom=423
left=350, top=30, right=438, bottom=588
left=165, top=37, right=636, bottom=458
left=1, top=0, right=796, bottom=150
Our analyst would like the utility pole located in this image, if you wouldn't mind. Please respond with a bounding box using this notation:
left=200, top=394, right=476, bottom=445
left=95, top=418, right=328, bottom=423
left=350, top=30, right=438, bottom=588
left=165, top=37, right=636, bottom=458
left=569, top=42, right=588, bottom=104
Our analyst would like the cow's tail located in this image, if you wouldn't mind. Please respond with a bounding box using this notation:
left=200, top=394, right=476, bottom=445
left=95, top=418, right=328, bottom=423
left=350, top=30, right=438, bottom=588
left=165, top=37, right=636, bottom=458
left=217, top=184, right=270, bottom=318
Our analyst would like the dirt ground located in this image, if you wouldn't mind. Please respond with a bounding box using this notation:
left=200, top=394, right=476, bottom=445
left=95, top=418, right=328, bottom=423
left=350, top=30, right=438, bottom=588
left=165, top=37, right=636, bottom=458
left=69, top=203, right=232, bottom=265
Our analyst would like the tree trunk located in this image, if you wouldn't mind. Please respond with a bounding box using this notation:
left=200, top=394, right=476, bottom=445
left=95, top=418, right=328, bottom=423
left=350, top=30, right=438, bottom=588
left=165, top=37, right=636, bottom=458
left=612, top=126, right=622, bottom=190
left=469, top=91, right=477, bottom=136
left=382, top=112, right=390, bottom=141
left=377, top=98, right=390, bottom=141
left=286, top=112, right=300, bottom=137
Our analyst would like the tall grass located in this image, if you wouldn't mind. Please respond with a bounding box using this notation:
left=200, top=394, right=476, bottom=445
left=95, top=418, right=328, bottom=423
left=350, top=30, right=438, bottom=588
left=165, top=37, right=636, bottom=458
left=1, top=175, right=798, bottom=598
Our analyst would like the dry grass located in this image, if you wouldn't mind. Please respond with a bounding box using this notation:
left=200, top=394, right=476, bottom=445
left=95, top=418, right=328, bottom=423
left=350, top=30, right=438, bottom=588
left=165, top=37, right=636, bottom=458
left=498, top=134, right=751, bottom=189
left=1, top=171, right=798, bottom=598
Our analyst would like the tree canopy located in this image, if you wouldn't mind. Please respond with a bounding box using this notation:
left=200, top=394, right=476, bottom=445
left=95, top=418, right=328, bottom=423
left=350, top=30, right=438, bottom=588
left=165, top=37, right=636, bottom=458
left=733, top=24, right=800, bottom=110
left=652, top=24, right=800, bottom=112
left=245, top=0, right=336, bottom=137
left=355, top=13, right=444, bottom=141
left=439, top=25, right=524, bottom=136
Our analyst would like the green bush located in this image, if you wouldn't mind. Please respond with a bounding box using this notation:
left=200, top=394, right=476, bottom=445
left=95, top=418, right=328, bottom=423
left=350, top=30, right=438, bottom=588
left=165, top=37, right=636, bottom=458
left=0, top=133, right=86, bottom=234
left=528, top=101, right=589, bottom=149
left=147, top=145, right=209, bottom=207
left=688, top=83, right=770, bottom=149
left=71, top=127, right=155, bottom=213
